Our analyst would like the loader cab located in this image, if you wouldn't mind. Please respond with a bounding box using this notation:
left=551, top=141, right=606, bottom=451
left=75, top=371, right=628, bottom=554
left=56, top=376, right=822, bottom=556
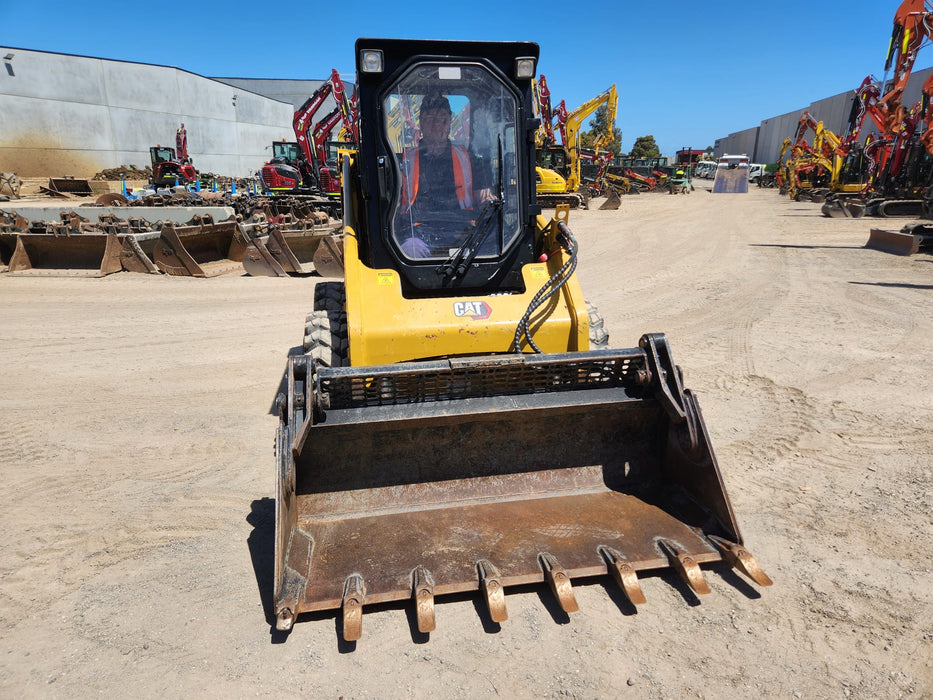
left=354, top=38, right=540, bottom=296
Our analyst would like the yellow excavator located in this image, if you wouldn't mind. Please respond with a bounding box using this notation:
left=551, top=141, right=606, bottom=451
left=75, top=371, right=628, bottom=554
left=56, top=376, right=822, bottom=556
left=534, top=82, right=618, bottom=208
left=273, top=38, right=771, bottom=640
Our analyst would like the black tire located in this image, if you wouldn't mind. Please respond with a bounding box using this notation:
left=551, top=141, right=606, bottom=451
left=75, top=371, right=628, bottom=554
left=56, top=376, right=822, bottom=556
left=313, top=280, right=346, bottom=312
left=305, top=281, right=349, bottom=366
left=586, top=301, right=609, bottom=349
left=303, top=309, right=349, bottom=366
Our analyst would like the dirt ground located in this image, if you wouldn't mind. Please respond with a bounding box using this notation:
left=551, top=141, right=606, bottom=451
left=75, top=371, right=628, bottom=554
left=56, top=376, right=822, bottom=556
left=0, top=186, right=930, bottom=698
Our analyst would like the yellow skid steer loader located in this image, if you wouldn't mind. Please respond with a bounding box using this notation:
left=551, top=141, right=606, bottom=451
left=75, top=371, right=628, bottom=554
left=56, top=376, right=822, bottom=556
left=273, top=38, right=770, bottom=640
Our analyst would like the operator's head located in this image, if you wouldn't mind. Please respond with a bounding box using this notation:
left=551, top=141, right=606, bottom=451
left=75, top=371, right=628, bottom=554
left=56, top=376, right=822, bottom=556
left=421, top=92, right=451, bottom=117
left=420, top=93, right=452, bottom=151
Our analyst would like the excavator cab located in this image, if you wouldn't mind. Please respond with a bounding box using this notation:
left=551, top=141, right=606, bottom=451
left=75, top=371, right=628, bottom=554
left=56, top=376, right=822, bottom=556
left=149, top=146, right=195, bottom=188
left=272, top=38, right=770, bottom=641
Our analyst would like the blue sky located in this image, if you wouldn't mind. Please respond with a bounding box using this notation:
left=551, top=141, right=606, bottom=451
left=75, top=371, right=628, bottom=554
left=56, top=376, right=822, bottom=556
left=3, top=1, right=928, bottom=155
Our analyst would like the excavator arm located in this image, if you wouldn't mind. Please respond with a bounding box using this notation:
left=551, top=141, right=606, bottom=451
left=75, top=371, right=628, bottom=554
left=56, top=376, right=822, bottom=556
left=883, top=1, right=933, bottom=108
left=312, top=106, right=344, bottom=167
left=534, top=75, right=557, bottom=149
left=561, top=85, right=618, bottom=191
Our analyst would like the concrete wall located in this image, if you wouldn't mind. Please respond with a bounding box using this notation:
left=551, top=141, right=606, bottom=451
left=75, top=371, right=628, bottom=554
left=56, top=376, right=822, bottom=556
left=211, top=77, right=355, bottom=112
left=0, top=47, right=296, bottom=177
left=714, top=67, right=933, bottom=164
left=211, top=77, right=353, bottom=146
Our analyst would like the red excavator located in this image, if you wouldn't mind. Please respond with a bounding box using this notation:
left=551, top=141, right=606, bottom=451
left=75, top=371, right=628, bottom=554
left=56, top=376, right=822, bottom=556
left=260, top=69, right=358, bottom=196
left=150, top=124, right=198, bottom=189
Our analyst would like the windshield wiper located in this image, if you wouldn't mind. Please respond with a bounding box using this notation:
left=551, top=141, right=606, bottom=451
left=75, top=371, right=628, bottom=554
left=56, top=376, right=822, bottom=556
left=436, top=196, right=501, bottom=279
left=437, top=137, right=506, bottom=281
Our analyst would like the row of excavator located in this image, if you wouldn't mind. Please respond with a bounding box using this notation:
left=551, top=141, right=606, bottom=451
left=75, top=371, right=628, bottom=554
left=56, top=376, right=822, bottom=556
left=532, top=76, right=626, bottom=209
left=773, top=0, right=933, bottom=255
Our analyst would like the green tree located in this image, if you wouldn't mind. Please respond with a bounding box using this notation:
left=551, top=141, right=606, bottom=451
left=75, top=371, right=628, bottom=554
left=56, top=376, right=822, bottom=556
left=579, top=105, right=622, bottom=155
left=630, top=135, right=661, bottom=159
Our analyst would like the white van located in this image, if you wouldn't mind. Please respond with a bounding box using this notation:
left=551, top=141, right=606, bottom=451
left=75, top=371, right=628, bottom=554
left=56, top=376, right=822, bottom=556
left=694, top=161, right=716, bottom=179
left=747, top=163, right=766, bottom=182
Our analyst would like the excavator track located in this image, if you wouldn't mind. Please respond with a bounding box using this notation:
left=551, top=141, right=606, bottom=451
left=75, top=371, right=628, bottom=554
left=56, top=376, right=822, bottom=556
left=537, top=193, right=585, bottom=209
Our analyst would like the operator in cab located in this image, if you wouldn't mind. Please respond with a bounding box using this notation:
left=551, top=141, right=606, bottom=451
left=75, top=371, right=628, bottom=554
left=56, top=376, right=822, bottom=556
left=397, top=93, right=493, bottom=258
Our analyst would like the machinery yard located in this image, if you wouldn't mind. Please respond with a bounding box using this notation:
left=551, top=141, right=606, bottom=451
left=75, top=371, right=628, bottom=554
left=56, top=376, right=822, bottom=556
left=1, top=187, right=930, bottom=696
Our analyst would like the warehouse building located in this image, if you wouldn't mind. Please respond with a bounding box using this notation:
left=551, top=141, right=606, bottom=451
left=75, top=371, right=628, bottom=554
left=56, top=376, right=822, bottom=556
left=0, top=47, right=345, bottom=178
left=714, top=67, right=933, bottom=164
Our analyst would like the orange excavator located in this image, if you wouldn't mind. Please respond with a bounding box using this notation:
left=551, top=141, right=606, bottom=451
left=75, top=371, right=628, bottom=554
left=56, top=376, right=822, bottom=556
left=862, top=0, right=933, bottom=252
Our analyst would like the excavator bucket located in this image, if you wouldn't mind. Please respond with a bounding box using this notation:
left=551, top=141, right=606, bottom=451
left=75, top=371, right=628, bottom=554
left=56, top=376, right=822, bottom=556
left=118, top=231, right=162, bottom=274
left=598, top=188, right=622, bottom=210
left=153, top=220, right=250, bottom=277
left=274, top=334, right=770, bottom=638
left=243, top=229, right=305, bottom=277
left=866, top=225, right=933, bottom=255
left=821, top=198, right=866, bottom=218
left=6, top=233, right=125, bottom=277
left=311, top=233, right=344, bottom=278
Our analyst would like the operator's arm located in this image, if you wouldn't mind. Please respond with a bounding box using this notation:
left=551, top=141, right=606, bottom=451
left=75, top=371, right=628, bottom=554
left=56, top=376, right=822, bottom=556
left=470, top=151, right=495, bottom=203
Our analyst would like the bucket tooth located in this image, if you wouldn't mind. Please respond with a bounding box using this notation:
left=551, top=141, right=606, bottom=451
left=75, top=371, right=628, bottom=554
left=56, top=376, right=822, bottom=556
left=276, top=607, right=295, bottom=631
left=659, top=539, right=711, bottom=595
left=341, top=574, right=366, bottom=642
left=412, top=566, right=436, bottom=633
left=599, top=546, right=646, bottom=605
left=708, top=535, right=773, bottom=587
left=538, top=553, right=579, bottom=613
left=477, top=560, right=507, bottom=623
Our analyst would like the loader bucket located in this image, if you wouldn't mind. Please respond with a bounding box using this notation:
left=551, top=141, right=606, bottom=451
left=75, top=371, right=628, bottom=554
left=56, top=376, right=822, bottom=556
left=274, top=334, right=771, bottom=638
left=153, top=220, right=249, bottom=277
left=598, top=188, right=622, bottom=210
left=7, top=233, right=125, bottom=276
left=866, top=226, right=932, bottom=255
left=1, top=232, right=20, bottom=266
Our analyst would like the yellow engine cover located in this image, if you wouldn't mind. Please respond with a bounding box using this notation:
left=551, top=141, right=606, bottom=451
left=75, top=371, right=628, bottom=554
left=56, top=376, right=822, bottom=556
left=343, top=224, right=590, bottom=367
left=536, top=166, right=569, bottom=195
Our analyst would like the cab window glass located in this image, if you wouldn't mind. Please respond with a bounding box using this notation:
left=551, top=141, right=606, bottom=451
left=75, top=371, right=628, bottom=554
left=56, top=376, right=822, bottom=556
left=383, top=62, right=520, bottom=261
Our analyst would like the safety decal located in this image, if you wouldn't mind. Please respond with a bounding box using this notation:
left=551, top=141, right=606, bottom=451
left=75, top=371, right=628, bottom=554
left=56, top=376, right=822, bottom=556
left=453, top=301, right=492, bottom=320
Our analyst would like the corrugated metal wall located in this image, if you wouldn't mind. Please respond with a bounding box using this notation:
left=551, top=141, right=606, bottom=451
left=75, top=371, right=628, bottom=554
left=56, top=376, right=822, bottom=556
left=714, top=66, right=933, bottom=164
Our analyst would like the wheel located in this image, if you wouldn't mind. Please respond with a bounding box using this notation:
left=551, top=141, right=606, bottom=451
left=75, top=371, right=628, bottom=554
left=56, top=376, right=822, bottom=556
left=586, top=301, right=609, bottom=349
left=304, top=281, right=349, bottom=366
left=313, top=280, right=346, bottom=312
left=303, top=309, right=349, bottom=366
